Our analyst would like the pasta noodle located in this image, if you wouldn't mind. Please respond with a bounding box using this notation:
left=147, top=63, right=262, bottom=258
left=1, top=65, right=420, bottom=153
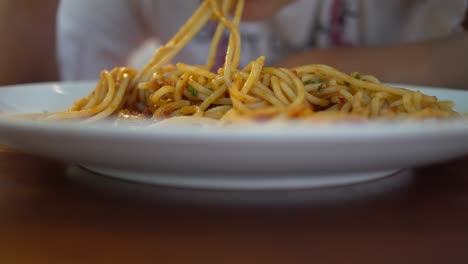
left=44, top=0, right=458, bottom=124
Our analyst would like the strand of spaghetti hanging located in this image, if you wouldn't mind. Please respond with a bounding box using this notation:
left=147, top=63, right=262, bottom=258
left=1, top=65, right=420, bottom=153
left=132, top=0, right=240, bottom=114
left=132, top=1, right=214, bottom=87
left=207, top=0, right=244, bottom=88
left=205, top=0, right=232, bottom=70
left=130, top=1, right=216, bottom=107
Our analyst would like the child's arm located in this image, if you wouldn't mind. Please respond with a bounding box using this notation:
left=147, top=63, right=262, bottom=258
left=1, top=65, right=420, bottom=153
left=57, top=0, right=151, bottom=81
left=280, top=33, right=468, bottom=89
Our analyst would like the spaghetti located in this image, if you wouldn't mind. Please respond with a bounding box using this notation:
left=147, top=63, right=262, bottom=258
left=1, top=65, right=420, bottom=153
left=46, top=0, right=459, bottom=124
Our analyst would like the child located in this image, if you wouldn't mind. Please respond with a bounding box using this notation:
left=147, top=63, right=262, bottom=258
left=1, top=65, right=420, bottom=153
left=53, top=0, right=468, bottom=88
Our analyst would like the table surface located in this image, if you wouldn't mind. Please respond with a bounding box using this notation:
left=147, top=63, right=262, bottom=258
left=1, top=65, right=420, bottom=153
left=1, top=146, right=467, bottom=264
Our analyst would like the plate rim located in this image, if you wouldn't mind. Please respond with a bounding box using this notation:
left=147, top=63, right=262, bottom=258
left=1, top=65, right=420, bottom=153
left=0, top=81, right=467, bottom=142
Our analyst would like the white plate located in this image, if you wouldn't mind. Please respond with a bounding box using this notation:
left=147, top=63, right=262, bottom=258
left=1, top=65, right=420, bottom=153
left=0, top=81, right=467, bottom=190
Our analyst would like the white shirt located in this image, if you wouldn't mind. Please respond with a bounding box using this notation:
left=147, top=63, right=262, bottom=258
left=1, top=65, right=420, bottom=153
left=57, top=0, right=467, bottom=80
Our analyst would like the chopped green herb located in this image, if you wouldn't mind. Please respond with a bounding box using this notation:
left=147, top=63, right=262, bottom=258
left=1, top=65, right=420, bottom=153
left=305, top=79, right=323, bottom=85
left=187, top=86, right=198, bottom=96
left=353, top=73, right=361, bottom=80
left=317, top=84, right=324, bottom=92
left=383, top=99, right=390, bottom=107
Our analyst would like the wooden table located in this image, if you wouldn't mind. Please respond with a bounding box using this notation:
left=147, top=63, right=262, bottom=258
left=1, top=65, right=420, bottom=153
left=1, top=146, right=467, bottom=264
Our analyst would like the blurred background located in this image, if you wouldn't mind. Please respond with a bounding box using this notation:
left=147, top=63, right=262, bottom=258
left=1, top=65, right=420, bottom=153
left=1, top=0, right=467, bottom=87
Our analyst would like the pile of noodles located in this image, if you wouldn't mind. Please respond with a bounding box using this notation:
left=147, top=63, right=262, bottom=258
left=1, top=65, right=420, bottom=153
left=41, top=0, right=458, bottom=124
